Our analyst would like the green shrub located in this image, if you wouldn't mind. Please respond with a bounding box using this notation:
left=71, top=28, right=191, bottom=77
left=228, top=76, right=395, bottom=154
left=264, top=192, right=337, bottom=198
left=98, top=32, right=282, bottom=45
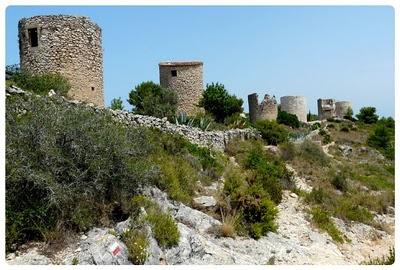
left=307, top=111, right=319, bottom=122
left=128, top=81, right=178, bottom=120
left=334, top=197, right=373, bottom=224
left=363, top=247, right=395, bottom=265
left=6, top=95, right=159, bottom=250
left=122, top=229, right=149, bottom=264
left=367, top=125, right=394, bottom=160
left=199, top=82, right=243, bottom=123
left=326, top=123, right=336, bottom=129
left=130, top=195, right=179, bottom=248
left=310, top=122, right=321, bottom=130
left=8, top=71, right=70, bottom=96
left=330, top=172, right=349, bottom=192
left=311, top=207, right=344, bottom=243
left=277, top=110, right=300, bottom=128
left=344, top=108, right=354, bottom=121
left=306, top=188, right=331, bottom=205
left=340, top=126, right=350, bottom=132
left=356, top=107, right=379, bottom=124
left=147, top=212, right=180, bottom=248
left=298, top=140, right=329, bottom=166
left=253, top=120, right=288, bottom=145
left=151, top=154, right=198, bottom=203
left=110, top=97, right=124, bottom=110
left=223, top=165, right=247, bottom=199
left=239, top=187, right=278, bottom=237
left=224, top=113, right=250, bottom=129
left=279, top=142, right=296, bottom=161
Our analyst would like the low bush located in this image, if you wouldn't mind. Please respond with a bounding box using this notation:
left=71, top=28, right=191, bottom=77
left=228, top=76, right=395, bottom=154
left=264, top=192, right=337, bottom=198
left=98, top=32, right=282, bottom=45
left=298, top=140, right=329, bottom=166
left=7, top=71, right=70, bottom=96
left=334, top=197, right=373, bottom=224
left=128, top=81, right=178, bottom=120
left=363, top=247, right=395, bottom=265
left=147, top=212, right=180, bottom=248
left=224, top=113, right=250, bottom=129
left=130, top=195, right=179, bottom=248
left=330, top=172, right=349, bottom=192
left=279, top=141, right=296, bottom=161
left=367, top=124, right=394, bottom=160
left=340, top=126, right=350, bottom=132
left=253, top=120, right=288, bottom=145
left=311, top=207, right=344, bottom=243
left=6, top=95, right=158, bottom=250
left=277, top=110, right=300, bottom=128
left=306, top=188, right=332, bottom=205
left=122, top=229, right=149, bottom=264
left=6, top=94, right=214, bottom=250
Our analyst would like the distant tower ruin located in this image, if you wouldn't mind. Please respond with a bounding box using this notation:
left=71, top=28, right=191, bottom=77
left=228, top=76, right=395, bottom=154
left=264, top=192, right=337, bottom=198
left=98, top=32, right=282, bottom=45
left=248, top=93, right=278, bottom=123
left=18, top=15, right=104, bottom=107
left=335, top=101, right=352, bottom=118
left=317, top=99, right=336, bottom=120
left=159, top=61, right=203, bottom=115
left=317, top=99, right=353, bottom=119
left=280, top=96, right=307, bottom=122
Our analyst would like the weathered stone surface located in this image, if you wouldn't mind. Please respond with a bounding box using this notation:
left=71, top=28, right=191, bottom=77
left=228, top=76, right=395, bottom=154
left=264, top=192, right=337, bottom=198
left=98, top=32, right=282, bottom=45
left=7, top=248, right=52, bottom=265
left=193, top=196, right=217, bottom=208
left=19, top=15, right=104, bottom=107
left=159, top=61, right=203, bottom=115
left=338, top=144, right=353, bottom=157
left=64, top=228, right=131, bottom=265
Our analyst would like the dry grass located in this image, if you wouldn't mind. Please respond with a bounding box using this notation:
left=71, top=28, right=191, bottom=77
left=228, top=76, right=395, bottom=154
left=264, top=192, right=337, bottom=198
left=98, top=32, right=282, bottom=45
left=219, top=206, right=240, bottom=238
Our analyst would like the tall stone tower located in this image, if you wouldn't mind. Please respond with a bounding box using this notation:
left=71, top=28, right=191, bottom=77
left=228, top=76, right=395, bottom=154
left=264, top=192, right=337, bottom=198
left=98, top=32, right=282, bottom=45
left=159, top=61, right=203, bottom=115
left=18, top=15, right=104, bottom=107
left=280, top=96, right=307, bottom=122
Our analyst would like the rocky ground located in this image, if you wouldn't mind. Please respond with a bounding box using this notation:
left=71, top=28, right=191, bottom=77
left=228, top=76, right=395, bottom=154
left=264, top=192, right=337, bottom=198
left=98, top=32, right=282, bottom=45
left=7, top=168, right=394, bottom=265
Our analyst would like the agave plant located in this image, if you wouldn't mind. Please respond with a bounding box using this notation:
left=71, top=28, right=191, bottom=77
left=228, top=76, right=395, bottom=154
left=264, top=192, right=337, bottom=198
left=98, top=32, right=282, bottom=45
left=175, top=112, right=195, bottom=127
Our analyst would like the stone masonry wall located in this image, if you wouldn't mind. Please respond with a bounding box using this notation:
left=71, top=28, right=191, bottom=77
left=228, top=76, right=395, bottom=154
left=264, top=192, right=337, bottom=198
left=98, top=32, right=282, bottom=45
left=280, top=96, right=307, bottom=122
left=19, top=15, right=104, bottom=107
left=335, top=101, right=352, bottom=119
left=317, top=98, right=336, bottom=120
left=248, top=93, right=277, bottom=123
left=6, top=86, right=260, bottom=150
left=159, top=62, right=203, bottom=115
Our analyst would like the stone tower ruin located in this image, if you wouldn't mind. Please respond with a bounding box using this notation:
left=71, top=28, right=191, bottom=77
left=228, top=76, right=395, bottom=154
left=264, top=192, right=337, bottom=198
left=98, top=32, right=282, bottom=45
left=159, top=61, right=203, bottom=115
left=280, top=96, right=307, bottom=122
left=248, top=93, right=278, bottom=123
left=18, top=15, right=104, bottom=107
left=317, top=98, right=336, bottom=120
left=317, top=99, right=352, bottom=120
left=335, top=101, right=352, bottom=119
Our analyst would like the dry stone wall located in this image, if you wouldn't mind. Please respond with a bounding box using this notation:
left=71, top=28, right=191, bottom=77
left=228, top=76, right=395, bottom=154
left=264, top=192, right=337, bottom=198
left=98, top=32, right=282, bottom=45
left=159, top=61, right=203, bottom=115
left=18, top=15, right=104, bottom=107
left=6, top=86, right=260, bottom=150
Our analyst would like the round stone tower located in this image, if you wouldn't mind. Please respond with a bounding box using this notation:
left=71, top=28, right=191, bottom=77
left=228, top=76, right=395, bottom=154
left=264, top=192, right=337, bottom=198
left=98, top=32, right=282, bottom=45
left=280, top=96, right=307, bottom=122
left=335, top=101, right=352, bottom=118
left=159, top=61, right=203, bottom=115
left=18, top=15, right=104, bottom=107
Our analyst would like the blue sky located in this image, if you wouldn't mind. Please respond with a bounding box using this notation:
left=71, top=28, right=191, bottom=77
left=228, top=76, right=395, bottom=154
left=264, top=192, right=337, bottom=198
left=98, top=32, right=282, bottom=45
left=6, top=5, right=395, bottom=116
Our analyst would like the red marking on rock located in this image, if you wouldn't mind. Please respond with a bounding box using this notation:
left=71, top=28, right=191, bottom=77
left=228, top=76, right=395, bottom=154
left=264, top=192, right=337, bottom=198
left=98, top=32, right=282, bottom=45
left=112, top=245, right=121, bottom=256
